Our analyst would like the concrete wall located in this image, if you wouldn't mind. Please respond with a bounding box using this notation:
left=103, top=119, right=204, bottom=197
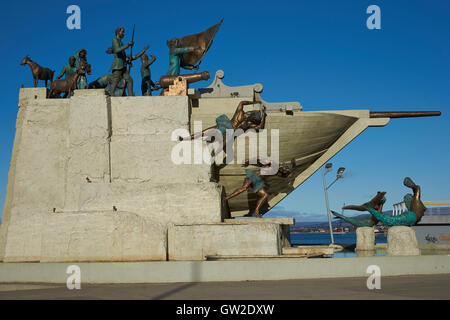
left=0, top=89, right=224, bottom=262
left=0, top=255, right=448, bottom=283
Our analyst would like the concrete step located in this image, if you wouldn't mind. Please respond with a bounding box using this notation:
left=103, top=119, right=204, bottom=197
left=283, top=245, right=343, bottom=256
left=223, top=217, right=295, bottom=225
left=205, top=254, right=320, bottom=260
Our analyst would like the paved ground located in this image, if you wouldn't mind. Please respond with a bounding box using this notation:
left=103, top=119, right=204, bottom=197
left=0, top=274, right=449, bottom=299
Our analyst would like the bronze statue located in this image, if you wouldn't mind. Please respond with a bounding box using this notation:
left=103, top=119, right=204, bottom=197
left=20, top=55, right=55, bottom=88
left=140, top=53, right=156, bottom=96
left=167, top=39, right=200, bottom=76
left=108, top=27, right=134, bottom=95
left=48, top=66, right=85, bottom=98
left=185, top=100, right=266, bottom=140
left=340, top=177, right=426, bottom=226
left=167, top=18, right=223, bottom=75
left=108, top=27, right=148, bottom=96
left=56, top=56, right=77, bottom=80
left=225, top=158, right=293, bottom=217
left=88, top=74, right=112, bottom=90
left=74, top=49, right=92, bottom=89
left=331, top=192, right=386, bottom=227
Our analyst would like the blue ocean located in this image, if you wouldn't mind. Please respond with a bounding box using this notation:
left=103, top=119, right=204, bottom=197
left=290, top=233, right=387, bottom=245
left=290, top=233, right=388, bottom=258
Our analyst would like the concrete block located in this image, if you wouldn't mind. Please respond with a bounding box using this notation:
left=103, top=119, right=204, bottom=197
left=18, top=87, right=48, bottom=105
left=356, top=250, right=375, bottom=257
left=76, top=182, right=225, bottom=225
left=64, top=92, right=111, bottom=210
left=39, top=210, right=166, bottom=262
left=110, top=136, right=212, bottom=184
left=387, top=226, right=420, bottom=256
left=111, top=96, right=189, bottom=136
left=2, top=209, right=166, bottom=262
left=168, top=223, right=282, bottom=260
left=356, top=227, right=375, bottom=251
left=2, top=208, right=45, bottom=262
left=8, top=103, right=69, bottom=210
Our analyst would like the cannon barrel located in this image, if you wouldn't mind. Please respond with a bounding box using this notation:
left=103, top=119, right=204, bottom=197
left=159, top=71, right=210, bottom=88
left=370, top=111, right=441, bottom=118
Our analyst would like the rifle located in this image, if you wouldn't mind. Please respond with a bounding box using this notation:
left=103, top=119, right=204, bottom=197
left=127, top=24, right=135, bottom=73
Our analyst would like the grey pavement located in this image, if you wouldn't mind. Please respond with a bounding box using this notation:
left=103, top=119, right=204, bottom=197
left=0, top=274, right=449, bottom=300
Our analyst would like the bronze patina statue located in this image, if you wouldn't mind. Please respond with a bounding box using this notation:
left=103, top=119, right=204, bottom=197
left=48, top=66, right=85, bottom=98
left=108, top=27, right=134, bottom=95
left=108, top=27, right=148, bottom=96
left=140, top=53, right=156, bottom=96
left=20, top=55, right=55, bottom=88
left=167, top=39, right=200, bottom=76
left=88, top=74, right=112, bottom=90
left=56, top=56, right=77, bottom=80
left=74, top=49, right=92, bottom=89
left=340, top=177, right=426, bottom=226
left=331, top=192, right=386, bottom=227
left=186, top=100, right=266, bottom=140
left=92, top=45, right=147, bottom=96
left=166, top=18, right=223, bottom=76
left=225, top=158, right=293, bottom=217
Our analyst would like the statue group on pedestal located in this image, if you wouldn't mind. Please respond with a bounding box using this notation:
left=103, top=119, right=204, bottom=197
left=20, top=19, right=223, bottom=98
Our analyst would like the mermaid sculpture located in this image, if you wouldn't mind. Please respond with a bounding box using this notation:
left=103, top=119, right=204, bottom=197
left=331, top=192, right=386, bottom=227
left=334, top=177, right=426, bottom=227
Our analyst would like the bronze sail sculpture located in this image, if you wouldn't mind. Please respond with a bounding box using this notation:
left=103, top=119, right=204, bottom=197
left=174, top=18, right=223, bottom=71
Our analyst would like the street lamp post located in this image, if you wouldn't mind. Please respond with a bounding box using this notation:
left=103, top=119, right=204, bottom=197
left=322, top=164, right=345, bottom=245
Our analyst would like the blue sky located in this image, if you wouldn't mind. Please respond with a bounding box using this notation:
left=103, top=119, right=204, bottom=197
left=0, top=0, right=449, bottom=222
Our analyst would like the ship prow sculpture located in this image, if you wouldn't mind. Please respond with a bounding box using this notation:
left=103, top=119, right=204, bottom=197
left=192, top=70, right=441, bottom=217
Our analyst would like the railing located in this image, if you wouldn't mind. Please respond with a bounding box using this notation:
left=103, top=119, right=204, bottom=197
left=392, top=201, right=407, bottom=216
left=392, top=201, right=450, bottom=216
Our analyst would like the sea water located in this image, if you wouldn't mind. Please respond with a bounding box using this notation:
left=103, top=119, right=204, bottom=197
left=290, top=233, right=387, bottom=245
left=290, top=233, right=387, bottom=258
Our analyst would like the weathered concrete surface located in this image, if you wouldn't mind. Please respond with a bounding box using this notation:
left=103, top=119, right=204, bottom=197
left=282, top=245, right=334, bottom=256
left=223, top=217, right=294, bottom=225
left=0, top=89, right=226, bottom=262
left=223, top=217, right=293, bottom=248
left=65, top=90, right=111, bottom=211
left=168, top=223, right=282, bottom=260
left=356, top=227, right=375, bottom=251
left=0, top=89, right=70, bottom=262
left=74, top=182, right=225, bottom=224
left=3, top=210, right=167, bottom=262
left=387, top=226, right=421, bottom=256
left=0, top=255, right=448, bottom=284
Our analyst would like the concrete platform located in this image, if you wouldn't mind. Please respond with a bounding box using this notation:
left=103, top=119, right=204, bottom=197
left=0, top=255, right=448, bottom=284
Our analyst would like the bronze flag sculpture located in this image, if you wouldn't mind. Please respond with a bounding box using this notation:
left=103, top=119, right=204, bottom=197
left=167, top=18, right=223, bottom=75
